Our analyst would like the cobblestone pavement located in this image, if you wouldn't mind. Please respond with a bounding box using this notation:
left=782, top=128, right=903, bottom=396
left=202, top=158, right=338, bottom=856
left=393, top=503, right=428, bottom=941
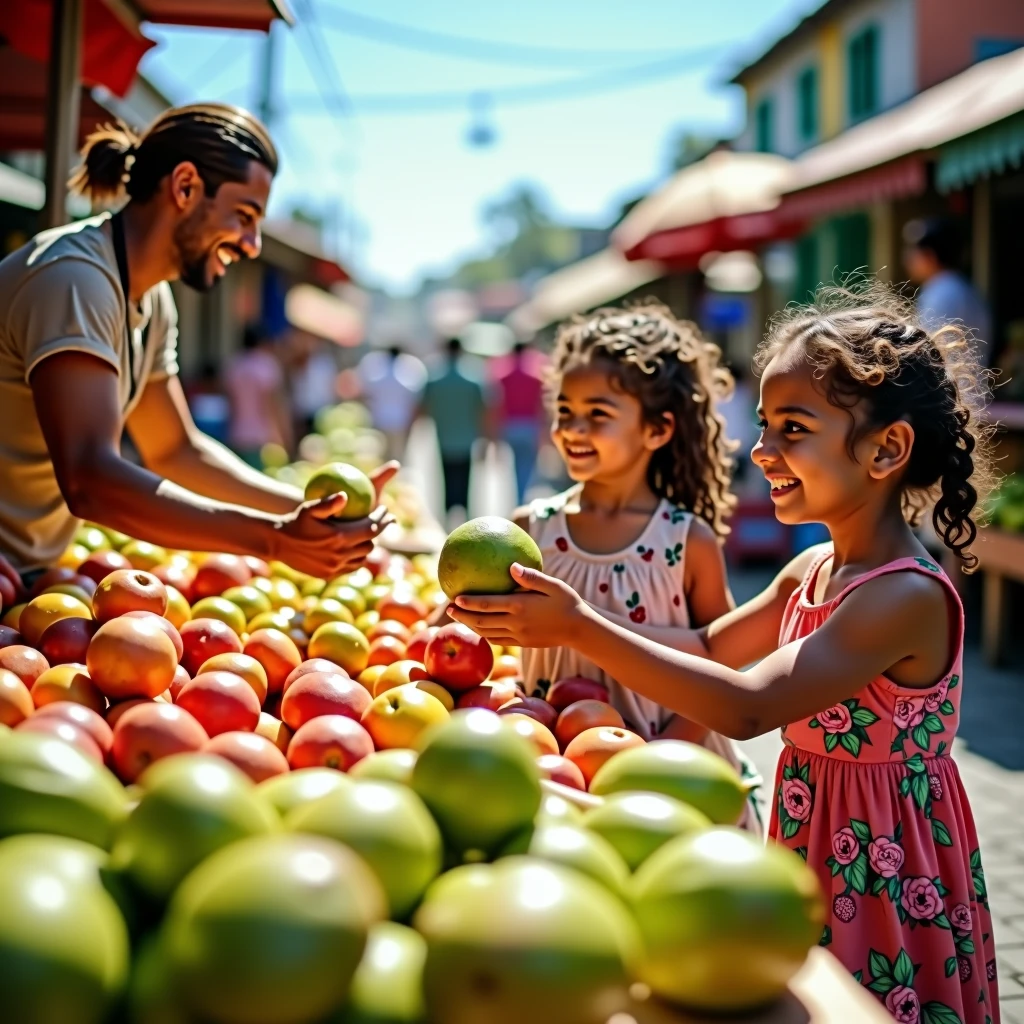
left=405, top=430, right=1024, bottom=1022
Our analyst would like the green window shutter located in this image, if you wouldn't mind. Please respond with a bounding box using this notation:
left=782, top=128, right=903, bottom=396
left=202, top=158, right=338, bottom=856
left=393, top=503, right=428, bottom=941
left=833, top=213, right=871, bottom=278
left=848, top=25, right=880, bottom=122
left=755, top=98, right=774, bottom=153
left=798, top=66, right=819, bottom=142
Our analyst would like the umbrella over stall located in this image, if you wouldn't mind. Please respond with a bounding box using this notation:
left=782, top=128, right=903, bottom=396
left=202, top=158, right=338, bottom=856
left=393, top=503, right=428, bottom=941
left=0, top=0, right=293, bottom=227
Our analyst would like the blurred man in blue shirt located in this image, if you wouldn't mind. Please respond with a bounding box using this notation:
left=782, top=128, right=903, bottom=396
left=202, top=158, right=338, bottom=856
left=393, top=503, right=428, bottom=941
left=419, top=338, right=493, bottom=516
left=903, top=217, right=991, bottom=366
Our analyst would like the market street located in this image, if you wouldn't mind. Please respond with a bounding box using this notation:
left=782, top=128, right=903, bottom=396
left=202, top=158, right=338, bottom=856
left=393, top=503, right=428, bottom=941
left=407, top=426, right=1024, bottom=1024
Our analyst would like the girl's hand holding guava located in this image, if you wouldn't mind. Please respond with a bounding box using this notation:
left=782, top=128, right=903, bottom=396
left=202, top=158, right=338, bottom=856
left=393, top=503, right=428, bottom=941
left=448, top=563, right=587, bottom=648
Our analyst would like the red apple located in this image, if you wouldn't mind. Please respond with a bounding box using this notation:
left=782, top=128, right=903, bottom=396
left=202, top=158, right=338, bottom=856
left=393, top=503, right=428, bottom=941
left=564, top=726, right=646, bottom=787
left=536, top=753, right=587, bottom=791
left=203, top=731, right=288, bottom=783
left=546, top=676, right=610, bottom=712
left=175, top=671, right=261, bottom=737
left=424, top=623, right=494, bottom=692
left=105, top=697, right=155, bottom=730
left=375, top=592, right=428, bottom=628
left=0, top=624, right=22, bottom=649
left=150, top=561, right=196, bottom=603
left=91, top=569, right=168, bottom=623
left=111, top=702, right=209, bottom=782
left=555, top=700, right=624, bottom=751
left=286, top=714, right=374, bottom=771
left=0, top=574, right=18, bottom=612
left=32, top=701, right=113, bottom=756
left=405, top=626, right=439, bottom=664
left=16, top=716, right=103, bottom=762
left=178, top=618, right=243, bottom=676
left=0, top=645, right=50, bottom=687
left=37, top=617, right=98, bottom=666
left=243, top=629, right=302, bottom=695
left=123, top=610, right=183, bottom=661
left=455, top=679, right=521, bottom=712
left=169, top=664, right=190, bottom=702
left=191, top=554, right=252, bottom=600
left=280, top=671, right=373, bottom=729
left=282, top=658, right=349, bottom=694
left=243, top=556, right=272, bottom=578
left=497, top=696, right=558, bottom=731
left=76, top=550, right=132, bottom=585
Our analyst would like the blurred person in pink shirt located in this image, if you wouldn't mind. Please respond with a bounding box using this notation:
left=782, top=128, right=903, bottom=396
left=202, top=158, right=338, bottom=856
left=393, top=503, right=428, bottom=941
left=492, top=341, right=546, bottom=503
left=224, top=325, right=292, bottom=467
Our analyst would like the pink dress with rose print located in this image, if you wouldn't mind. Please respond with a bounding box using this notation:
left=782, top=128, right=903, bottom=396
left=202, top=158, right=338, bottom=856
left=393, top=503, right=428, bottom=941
left=772, top=550, right=998, bottom=1024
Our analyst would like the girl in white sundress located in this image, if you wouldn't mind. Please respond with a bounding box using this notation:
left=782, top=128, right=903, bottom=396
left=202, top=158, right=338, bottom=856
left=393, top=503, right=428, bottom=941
left=514, top=302, right=763, bottom=832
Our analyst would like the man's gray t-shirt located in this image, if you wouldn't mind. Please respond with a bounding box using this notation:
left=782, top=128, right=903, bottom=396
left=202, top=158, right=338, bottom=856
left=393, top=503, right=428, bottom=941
left=0, top=213, right=178, bottom=570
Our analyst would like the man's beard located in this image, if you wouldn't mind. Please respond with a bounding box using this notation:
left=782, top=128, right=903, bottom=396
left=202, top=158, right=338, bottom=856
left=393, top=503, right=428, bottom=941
left=173, top=213, right=232, bottom=293
left=180, top=247, right=220, bottom=292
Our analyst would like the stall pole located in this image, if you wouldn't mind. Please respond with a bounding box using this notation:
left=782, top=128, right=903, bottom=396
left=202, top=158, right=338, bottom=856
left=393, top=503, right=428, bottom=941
left=43, top=0, right=84, bottom=228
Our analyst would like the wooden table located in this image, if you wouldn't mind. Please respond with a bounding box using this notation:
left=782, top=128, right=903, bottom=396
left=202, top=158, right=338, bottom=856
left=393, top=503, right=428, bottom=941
left=972, top=528, right=1024, bottom=665
left=625, top=948, right=891, bottom=1023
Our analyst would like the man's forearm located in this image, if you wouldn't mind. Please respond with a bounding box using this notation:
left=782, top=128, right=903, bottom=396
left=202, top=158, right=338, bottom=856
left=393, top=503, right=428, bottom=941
left=151, top=432, right=302, bottom=516
left=68, top=451, right=281, bottom=559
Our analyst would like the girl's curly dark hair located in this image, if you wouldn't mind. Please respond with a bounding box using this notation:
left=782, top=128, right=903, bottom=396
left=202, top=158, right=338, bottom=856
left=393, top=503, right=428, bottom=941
left=754, top=282, right=995, bottom=571
left=550, top=300, right=736, bottom=539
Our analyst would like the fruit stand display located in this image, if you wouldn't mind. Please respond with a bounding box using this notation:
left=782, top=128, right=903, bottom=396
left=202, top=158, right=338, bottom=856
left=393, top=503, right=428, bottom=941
left=0, top=485, right=888, bottom=1023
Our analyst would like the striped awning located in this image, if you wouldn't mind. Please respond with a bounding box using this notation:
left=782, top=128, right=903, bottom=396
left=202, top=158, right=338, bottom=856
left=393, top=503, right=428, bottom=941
left=937, top=111, right=1024, bottom=193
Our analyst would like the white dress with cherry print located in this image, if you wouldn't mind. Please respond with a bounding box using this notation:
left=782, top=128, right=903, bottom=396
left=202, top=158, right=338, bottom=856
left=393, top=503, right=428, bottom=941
left=522, top=485, right=762, bottom=833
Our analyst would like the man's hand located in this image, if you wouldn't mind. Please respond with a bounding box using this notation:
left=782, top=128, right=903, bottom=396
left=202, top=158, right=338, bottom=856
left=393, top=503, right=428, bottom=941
left=367, top=461, right=400, bottom=497
left=273, top=492, right=395, bottom=579
left=447, top=563, right=585, bottom=648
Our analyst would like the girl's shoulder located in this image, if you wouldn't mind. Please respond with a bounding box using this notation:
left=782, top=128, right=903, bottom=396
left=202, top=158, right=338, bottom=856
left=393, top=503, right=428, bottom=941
left=514, top=485, right=580, bottom=540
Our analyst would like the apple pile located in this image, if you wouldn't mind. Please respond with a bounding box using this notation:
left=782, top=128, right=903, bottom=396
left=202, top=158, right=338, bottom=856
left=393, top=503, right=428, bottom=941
left=0, top=523, right=825, bottom=1024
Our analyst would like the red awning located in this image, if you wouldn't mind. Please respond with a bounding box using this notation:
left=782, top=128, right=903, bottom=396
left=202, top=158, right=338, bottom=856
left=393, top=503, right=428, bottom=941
left=776, top=156, right=927, bottom=223
left=613, top=150, right=798, bottom=266
left=132, top=0, right=290, bottom=32
left=626, top=210, right=804, bottom=267
left=0, top=0, right=155, bottom=98
left=0, top=44, right=113, bottom=151
left=0, top=0, right=288, bottom=151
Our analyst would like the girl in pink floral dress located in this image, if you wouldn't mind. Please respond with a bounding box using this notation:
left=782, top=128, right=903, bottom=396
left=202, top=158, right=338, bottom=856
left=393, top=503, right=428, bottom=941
left=451, top=284, right=999, bottom=1023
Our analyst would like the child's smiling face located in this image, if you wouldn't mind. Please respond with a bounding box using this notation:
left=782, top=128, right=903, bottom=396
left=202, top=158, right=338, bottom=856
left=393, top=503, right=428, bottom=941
left=552, top=363, right=672, bottom=485
left=753, top=342, right=910, bottom=526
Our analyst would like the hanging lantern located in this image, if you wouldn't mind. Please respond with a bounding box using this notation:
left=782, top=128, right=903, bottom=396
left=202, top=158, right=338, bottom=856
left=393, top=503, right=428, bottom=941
left=465, top=92, right=497, bottom=148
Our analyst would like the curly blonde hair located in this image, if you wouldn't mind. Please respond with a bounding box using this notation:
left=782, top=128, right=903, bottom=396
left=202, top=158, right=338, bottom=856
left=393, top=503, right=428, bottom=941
left=754, top=282, right=995, bottom=570
left=550, top=301, right=736, bottom=539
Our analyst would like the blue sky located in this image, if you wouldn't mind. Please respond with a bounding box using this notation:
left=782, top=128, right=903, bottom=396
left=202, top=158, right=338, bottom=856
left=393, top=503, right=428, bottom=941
left=141, top=0, right=815, bottom=292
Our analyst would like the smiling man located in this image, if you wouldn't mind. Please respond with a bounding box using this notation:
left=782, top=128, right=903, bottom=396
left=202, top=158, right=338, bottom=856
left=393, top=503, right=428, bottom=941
left=0, top=103, right=395, bottom=587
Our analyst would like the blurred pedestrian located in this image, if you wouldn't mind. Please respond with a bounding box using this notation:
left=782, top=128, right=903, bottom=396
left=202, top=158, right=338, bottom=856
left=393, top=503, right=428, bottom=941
left=358, top=344, right=427, bottom=461
left=903, top=217, right=991, bottom=364
left=715, top=363, right=758, bottom=491
left=224, top=325, right=291, bottom=467
left=492, top=341, right=546, bottom=504
left=419, top=338, right=492, bottom=516
left=289, top=331, right=339, bottom=438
